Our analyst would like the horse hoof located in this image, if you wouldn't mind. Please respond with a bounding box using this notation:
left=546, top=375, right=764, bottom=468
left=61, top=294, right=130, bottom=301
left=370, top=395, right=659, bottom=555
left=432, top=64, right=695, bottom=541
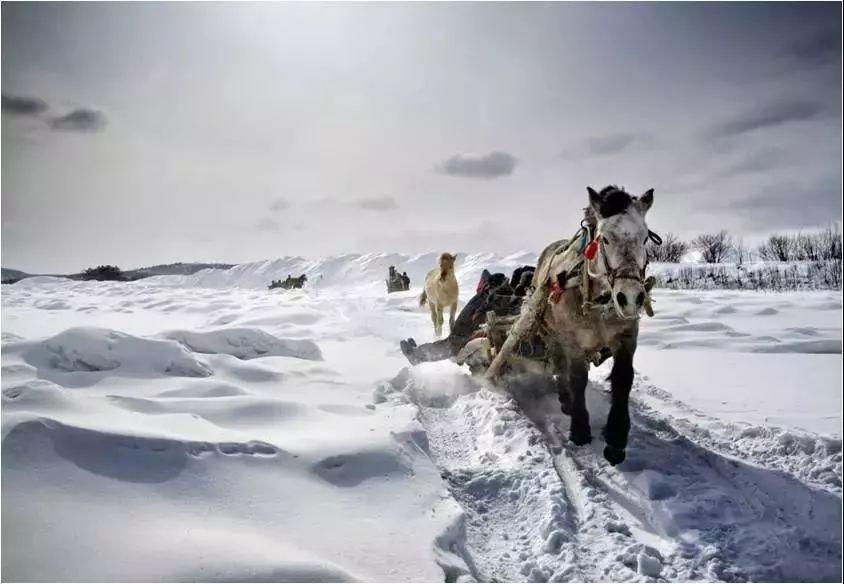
left=569, top=431, right=592, bottom=446
left=603, top=445, right=626, bottom=466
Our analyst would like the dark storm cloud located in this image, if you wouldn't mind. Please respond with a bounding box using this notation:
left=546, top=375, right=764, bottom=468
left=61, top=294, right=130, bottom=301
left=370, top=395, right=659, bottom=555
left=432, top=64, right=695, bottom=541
left=269, top=198, right=290, bottom=212
left=2, top=93, right=48, bottom=116
left=352, top=195, right=398, bottom=211
left=436, top=151, right=518, bottom=180
left=706, top=99, right=826, bottom=140
left=49, top=108, right=107, bottom=132
left=782, top=27, right=841, bottom=68
left=720, top=177, right=841, bottom=231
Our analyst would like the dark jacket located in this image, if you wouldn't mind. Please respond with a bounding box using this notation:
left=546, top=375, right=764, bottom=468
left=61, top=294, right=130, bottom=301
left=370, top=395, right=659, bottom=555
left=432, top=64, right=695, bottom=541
left=510, top=265, right=536, bottom=289
left=451, top=273, right=522, bottom=340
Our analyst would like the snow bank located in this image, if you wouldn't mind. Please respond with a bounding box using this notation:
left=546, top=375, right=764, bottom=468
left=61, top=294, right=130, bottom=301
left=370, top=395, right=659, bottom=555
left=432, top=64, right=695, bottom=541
left=2, top=257, right=841, bottom=582
left=161, top=328, right=323, bottom=361
left=21, top=327, right=213, bottom=378
left=145, top=251, right=538, bottom=291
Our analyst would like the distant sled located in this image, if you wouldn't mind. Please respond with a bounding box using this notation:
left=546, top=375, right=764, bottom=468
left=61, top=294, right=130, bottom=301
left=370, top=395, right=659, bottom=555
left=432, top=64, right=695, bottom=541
left=268, top=274, right=308, bottom=290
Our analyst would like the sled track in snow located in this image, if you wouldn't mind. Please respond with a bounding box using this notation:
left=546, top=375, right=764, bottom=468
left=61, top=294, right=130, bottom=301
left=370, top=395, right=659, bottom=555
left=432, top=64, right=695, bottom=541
left=404, top=369, right=842, bottom=582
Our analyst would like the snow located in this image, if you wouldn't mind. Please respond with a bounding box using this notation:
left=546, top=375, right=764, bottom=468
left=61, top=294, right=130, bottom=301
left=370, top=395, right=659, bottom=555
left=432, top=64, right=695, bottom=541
left=2, top=252, right=841, bottom=582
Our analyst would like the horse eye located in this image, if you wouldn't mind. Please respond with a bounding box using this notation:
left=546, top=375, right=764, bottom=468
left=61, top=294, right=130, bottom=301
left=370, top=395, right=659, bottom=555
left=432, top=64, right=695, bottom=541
left=603, top=236, right=612, bottom=245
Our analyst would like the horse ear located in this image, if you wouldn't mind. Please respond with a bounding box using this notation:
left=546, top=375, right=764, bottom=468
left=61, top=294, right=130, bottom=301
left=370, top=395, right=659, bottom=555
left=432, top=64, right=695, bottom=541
left=638, top=188, right=654, bottom=213
left=587, top=186, right=603, bottom=217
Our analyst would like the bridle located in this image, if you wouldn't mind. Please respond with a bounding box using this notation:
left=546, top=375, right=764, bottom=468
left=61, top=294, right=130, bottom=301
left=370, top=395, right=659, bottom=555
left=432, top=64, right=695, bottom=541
left=580, top=220, right=662, bottom=319
left=591, top=229, right=661, bottom=286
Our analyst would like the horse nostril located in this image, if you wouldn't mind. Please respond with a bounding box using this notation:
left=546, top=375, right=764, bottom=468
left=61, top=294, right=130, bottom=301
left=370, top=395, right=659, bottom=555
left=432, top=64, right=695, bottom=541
left=635, top=292, right=645, bottom=306
left=616, top=292, right=628, bottom=307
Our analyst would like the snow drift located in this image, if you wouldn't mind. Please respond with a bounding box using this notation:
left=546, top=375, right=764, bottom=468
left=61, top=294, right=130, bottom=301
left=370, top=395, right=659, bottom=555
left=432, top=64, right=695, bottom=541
left=2, top=253, right=841, bottom=582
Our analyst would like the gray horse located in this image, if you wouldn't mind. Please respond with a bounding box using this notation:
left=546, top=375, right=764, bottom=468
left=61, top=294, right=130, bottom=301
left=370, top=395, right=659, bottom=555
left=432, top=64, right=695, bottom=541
left=489, top=185, right=655, bottom=466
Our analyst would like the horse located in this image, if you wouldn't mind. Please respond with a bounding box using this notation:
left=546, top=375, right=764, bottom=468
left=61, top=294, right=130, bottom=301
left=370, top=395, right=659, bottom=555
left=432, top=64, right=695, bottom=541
left=490, top=185, right=655, bottom=466
left=419, top=252, right=459, bottom=338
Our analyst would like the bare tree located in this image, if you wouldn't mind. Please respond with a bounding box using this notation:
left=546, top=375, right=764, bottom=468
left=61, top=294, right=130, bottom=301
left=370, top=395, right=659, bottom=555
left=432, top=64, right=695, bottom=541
left=795, top=232, right=820, bottom=261
left=757, top=234, right=793, bottom=261
left=647, top=232, right=688, bottom=263
left=735, top=236, right=749, bottom=266
left=691, top=230, right=734, bottom=263
left=818, top=225, right=843, bottom=260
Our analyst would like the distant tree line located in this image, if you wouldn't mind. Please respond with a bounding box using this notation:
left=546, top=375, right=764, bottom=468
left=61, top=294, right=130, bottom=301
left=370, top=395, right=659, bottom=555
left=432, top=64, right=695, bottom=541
left=648, top=225, right=842, bottom=265
left=82, top=265, right=125, bottom=281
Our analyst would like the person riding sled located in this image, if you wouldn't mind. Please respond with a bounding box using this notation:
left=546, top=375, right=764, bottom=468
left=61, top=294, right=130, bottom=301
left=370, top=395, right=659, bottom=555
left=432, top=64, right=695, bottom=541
left=400, top=270, right=525, bottom=365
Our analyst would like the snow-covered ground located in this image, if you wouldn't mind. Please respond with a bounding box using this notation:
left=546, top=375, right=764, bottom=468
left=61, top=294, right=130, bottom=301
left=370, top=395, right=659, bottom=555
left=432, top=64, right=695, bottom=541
left=2, top=253, right=841, bottom=582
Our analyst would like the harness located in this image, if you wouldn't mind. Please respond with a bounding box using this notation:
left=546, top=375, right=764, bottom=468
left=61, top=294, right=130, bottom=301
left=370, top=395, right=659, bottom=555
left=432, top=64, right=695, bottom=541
left=483, top=218, right=662, bottom=380
left=545, top=222, right=662, bottom=318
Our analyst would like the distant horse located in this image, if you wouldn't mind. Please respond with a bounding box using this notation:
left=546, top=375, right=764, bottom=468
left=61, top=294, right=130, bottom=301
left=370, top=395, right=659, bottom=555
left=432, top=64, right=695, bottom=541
left=488, top=186, right=656, bottom=466
left=419, top=252, right=459, bottom=338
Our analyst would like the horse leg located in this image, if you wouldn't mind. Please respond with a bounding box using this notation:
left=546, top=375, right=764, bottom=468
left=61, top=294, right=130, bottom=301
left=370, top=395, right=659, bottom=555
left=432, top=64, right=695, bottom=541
left=437, top=306, right=445, bottom=337
left=429, top=303, right=440, bottom=337
left=568, top=358, right=592, bottom=446
left=448, top=302, right=457, bottom=333
left=550, top=352, right=572, bottom=415
left=603, top=338, right=636, bottom=466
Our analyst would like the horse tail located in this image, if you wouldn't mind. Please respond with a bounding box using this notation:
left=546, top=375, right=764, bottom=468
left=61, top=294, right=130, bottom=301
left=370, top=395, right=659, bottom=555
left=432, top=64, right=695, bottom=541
left=419, top=289, right=428, bottom=307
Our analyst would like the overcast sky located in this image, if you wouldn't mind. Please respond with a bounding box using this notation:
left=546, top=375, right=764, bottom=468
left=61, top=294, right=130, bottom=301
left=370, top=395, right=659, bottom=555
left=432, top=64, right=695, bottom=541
left=2, top=2, right=841, bottom=273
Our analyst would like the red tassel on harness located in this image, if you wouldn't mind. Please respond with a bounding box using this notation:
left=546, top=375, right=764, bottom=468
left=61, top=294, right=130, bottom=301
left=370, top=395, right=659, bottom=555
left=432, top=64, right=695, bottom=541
left=583, top=238, right=599, bottom=260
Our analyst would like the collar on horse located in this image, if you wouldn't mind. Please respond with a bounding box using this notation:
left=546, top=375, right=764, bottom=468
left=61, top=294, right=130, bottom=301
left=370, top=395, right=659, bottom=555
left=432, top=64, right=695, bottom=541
left=546, top=221, right=661, bottom=317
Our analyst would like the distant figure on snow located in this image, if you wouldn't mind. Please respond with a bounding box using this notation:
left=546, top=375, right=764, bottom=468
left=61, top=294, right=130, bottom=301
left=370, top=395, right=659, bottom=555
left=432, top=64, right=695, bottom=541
left=386, top=265, right=410, bottom=293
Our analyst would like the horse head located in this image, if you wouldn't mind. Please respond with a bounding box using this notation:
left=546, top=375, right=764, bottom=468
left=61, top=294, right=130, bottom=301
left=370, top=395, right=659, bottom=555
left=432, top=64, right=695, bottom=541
left=438, top=252, right=457, bottom=280
left=586, top=186, right=654, bottom=320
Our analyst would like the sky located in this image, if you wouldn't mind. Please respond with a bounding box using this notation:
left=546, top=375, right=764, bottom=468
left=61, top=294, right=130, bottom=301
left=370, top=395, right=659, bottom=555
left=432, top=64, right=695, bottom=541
left=1, top=2, right=841, bottom=273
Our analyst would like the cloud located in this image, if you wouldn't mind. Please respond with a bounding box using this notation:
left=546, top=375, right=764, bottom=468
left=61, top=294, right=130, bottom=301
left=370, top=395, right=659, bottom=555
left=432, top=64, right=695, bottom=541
left=2, top=93, right=48, bottom=116
left=436, top=151, right=518, bottom=180
left=352, top=195, right=398, bottom=211
left=358, top=220, right=535, bottom=254
left=255, top=217, right=280, bottom=231
left=49, top=108, right=107, bottom=132
left=705, top=99, right=825, bottom=140
left=560, top=132, right=654, bottom=159
left=782, top=27, right=841, bottom=68
left=583, top=133, right=637, bottom=156
left=715, top=148, right=790, bottom=179
left=269, top=197, right=290, bottom=212
left=719, top=176, right=841, bottom=231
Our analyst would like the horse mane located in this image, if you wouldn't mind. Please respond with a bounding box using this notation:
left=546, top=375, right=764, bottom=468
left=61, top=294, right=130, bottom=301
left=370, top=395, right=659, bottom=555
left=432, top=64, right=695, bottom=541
left=584, top=185, right=633, bottom=225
